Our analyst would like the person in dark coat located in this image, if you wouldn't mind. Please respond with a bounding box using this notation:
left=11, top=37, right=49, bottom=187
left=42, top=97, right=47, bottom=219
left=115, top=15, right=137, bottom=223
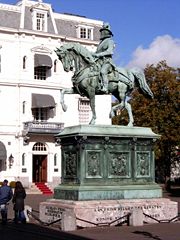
left=0, top=179, right=13, bottom=224
left=12, top=181, right=26, bottom=223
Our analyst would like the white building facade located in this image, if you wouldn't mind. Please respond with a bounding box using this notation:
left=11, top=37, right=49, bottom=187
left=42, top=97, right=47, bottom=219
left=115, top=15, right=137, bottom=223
left=0, top=0, right=111, bottom=188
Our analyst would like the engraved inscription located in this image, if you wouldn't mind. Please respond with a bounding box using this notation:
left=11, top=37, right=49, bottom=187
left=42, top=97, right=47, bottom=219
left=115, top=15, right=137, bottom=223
left=76, top=203, right=165, bottom=227
left=44, top=206, right=64, bottom=222
left=93, top=204, right=162, bottom=223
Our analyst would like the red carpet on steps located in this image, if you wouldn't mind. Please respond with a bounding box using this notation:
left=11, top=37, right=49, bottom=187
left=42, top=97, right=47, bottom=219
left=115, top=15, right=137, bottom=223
left=35, top=182, right=53, bottom=195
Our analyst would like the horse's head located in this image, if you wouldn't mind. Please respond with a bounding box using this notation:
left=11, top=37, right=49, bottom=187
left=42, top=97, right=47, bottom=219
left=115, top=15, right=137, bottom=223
left=56, top=43, right=95, bottom=74
left=55, top=47, right=74, bottom=72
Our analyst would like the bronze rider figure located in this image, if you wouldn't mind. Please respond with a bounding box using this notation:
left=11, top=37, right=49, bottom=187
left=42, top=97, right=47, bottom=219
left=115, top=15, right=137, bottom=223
left=93, top=22, right=132, bottom=93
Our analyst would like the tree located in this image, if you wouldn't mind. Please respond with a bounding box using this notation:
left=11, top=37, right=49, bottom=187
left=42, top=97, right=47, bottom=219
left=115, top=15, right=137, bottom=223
left=113, top=61, right=180, bottom=183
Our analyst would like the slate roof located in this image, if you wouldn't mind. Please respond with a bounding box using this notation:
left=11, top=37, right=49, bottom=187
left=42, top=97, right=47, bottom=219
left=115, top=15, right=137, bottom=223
left=0, top=1, right=101, bottom=42
left=0, top=9, right=20, bottom=29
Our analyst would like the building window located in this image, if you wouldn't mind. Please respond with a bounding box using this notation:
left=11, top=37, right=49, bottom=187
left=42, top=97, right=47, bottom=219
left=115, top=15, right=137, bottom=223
left=33, top=142, right=47, bottom=151
left=22, top=101, right=26, bottom=114
left=32, top=108, right=49, bottom=121
left=54, top=153, right=57, bottom=166
left=78, top=98, right=90, bottom=124
left=34, top=54, right=52, bottom=80
left=78, top=26, right=93, bottom=40
left=23, top=56, right=27, bottom=69
left=22, top=153, right=25, bottom=166
left=34, top=66, right=46, bottom=80
left=0, top=141, right=6, bottom=171
left=54, top=60, right=57, bottom=72
left=36, top=12, right=45, bottom=31
left=32, top=9, right=47, bottom=32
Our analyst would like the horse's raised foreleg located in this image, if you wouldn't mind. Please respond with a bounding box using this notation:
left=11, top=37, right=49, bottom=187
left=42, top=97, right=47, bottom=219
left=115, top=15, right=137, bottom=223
left=60, top=88, right=74, bottom=112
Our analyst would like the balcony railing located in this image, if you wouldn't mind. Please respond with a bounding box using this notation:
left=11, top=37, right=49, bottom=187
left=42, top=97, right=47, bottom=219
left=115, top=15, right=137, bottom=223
left=23, top=121, right=64, bottom=134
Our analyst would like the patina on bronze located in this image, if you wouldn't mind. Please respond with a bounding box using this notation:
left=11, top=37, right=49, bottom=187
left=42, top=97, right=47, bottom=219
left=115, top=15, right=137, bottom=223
left=55, top=22, right=153, bottom=126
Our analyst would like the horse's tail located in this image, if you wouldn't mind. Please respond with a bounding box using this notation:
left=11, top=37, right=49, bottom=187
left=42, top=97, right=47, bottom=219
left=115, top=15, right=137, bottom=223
left=131, top=67, right=154, bottom=99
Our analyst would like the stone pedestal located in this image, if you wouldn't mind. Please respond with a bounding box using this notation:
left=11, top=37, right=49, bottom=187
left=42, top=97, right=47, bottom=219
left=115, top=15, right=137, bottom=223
left=39, top=198, right=178, bottom=228
left=61, top=210, right=77, bottom=231
left=129, top=208, right=143, bottom=226
left=54, top=125, right=162, bottom=200
left=39, top=125, right=178, bottom=229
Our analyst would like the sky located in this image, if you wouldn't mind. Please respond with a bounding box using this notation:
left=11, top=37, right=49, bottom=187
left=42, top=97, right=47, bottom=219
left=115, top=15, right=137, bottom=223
left=1, top=0, right=180, bottom=69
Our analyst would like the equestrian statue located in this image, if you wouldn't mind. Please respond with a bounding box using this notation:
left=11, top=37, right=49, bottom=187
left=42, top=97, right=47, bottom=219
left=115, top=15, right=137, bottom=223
left=55, top=22, right=153, bottom=126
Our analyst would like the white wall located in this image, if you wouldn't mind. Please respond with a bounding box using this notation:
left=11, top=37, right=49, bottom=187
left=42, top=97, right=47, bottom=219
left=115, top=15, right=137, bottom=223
left=0, top=3, right=111, bottom=184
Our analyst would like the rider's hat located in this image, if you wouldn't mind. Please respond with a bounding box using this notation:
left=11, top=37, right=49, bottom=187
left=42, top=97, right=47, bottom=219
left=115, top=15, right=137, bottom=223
left=99, top=22, right=113, bottom=39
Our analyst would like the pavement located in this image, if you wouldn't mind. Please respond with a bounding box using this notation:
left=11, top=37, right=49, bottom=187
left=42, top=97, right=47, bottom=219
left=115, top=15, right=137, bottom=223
left=0, top=189, right=179, bottom=240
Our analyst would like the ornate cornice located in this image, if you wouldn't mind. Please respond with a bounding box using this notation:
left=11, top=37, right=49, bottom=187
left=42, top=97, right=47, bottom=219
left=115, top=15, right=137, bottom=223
left=31, top=44, right=52, bottom=54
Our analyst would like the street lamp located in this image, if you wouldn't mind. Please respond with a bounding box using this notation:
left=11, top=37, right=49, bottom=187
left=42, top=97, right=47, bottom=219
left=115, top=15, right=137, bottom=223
left=8, top=154, right=14, bottom=168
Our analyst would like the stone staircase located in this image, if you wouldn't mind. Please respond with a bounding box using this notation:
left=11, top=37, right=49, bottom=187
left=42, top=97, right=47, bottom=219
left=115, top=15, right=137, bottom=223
left=26, top=183, right=53, bottom=195
left=26, top=183, right=42, bottom=194
left=35, top=182, right=54, bottom=195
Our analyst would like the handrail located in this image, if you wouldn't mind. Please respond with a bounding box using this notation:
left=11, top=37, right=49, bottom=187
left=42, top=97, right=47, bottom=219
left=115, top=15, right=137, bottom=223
left=143, top=212, right=180, bottom=223
left=27, top=209, right=179, bottom=229
left=27, top=209, right=61, bottom=226
left=76, top=213, right=131, bottom=227
left=27, top=209, right=131, bottom=228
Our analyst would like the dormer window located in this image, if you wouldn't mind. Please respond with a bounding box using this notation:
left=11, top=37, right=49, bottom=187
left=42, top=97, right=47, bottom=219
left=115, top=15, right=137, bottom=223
left=77, top=25, right=94, bottom=40
left=32, top=10, right=47, bottom=32
left=36, top=12, right=45, bottom=31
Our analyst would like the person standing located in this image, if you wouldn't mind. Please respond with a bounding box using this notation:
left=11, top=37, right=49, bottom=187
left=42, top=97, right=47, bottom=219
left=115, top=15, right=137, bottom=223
left=12, top=181, right=26, bottom=224
left=0, top=179, right=13, bottom=225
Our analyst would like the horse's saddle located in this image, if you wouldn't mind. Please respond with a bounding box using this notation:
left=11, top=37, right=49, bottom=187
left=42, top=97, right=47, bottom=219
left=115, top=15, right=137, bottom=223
left=72, top=61, right=132, bottom=88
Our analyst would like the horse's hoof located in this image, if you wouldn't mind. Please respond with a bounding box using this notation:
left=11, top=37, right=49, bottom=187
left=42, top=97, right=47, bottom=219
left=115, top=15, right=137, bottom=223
left=109, top=111, right=115, bottom=118
left=127, top=122, right=133, bottom=127
left=89, top=119, right=95, bottom=125
left=62, top=105, right=67, bottom=112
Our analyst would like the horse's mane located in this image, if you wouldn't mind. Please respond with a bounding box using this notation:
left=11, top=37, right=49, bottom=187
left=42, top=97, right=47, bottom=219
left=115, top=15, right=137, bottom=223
left=61, top=42, right=95, bottom=64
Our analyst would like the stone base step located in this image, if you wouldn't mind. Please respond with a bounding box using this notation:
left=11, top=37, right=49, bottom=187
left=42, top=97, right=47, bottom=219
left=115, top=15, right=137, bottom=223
left=26, top=183, right=54, bottom=194
left=35, top=182, right=54, bottom=195
left=26, top=183, right=42, bottom=194
left=40, top=198, right=178, bottom=229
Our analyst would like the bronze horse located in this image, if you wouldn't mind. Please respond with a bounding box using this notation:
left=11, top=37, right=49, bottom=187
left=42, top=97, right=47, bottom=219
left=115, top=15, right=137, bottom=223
left=55, top=43, right=153, bottom=126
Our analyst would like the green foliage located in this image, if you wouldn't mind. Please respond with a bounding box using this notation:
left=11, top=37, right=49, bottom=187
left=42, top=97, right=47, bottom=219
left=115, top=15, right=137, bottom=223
left=113, top=61, right=180, bottom=181
left=134, top=61, right=179, bottom=180
left=112, top=103, right=129, bottom=125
